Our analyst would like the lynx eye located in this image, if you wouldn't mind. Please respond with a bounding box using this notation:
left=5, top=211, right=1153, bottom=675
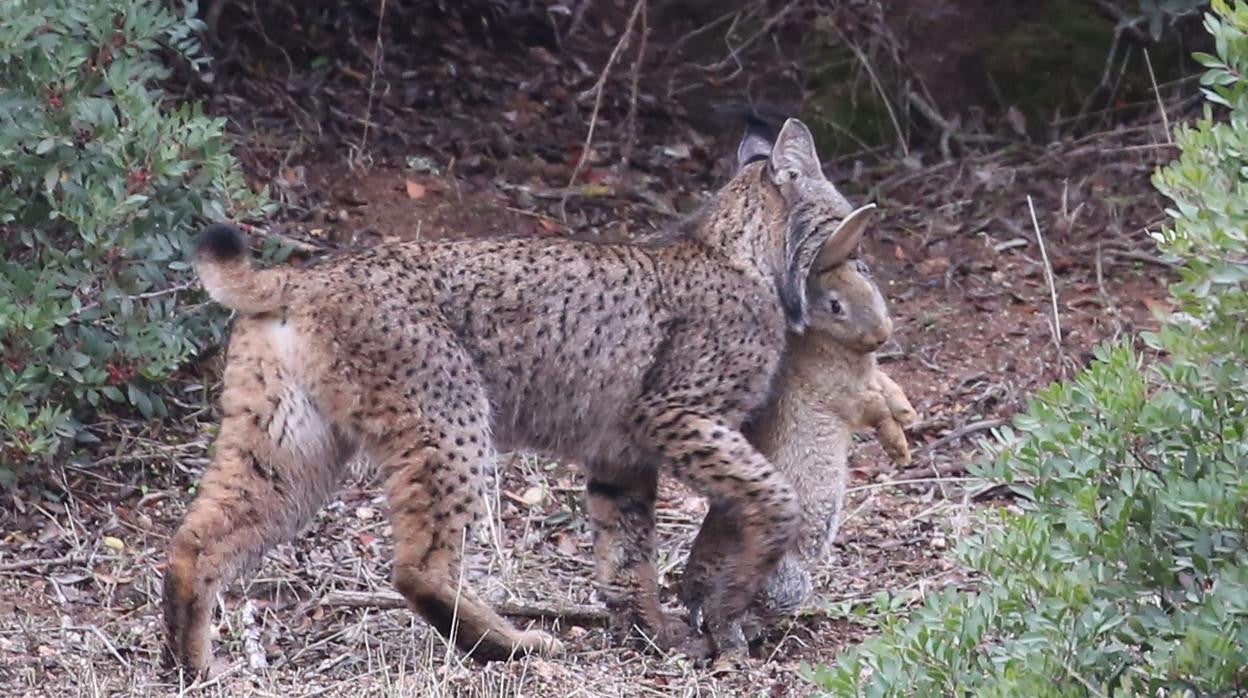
left=855, top=259, right=870, bottom=276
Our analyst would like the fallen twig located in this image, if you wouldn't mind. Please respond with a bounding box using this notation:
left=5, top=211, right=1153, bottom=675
left=70, top=623, right=131, bottom=671
left=69, top=283, right=193, bottom=319
left=241, top=599, right=268, bottom=670
left=898, top=459, right=977, bottom=479
left=321, top=589, right=615, bottom=624
left=913, top=418, right=1007, bottom=458
left=0, top=554, right=82, bottom=573
left=846, top=476, right=985, bottom=495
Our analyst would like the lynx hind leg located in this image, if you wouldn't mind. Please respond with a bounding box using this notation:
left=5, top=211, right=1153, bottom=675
left=164, top=322, right=350, bottom=675
left=873, top=369, right=917, bottom=427
left=381, top=435, right=561, bottom=660
left=585, top=466, right=682, bottom=648
left=362, top=343, right=560, bottom=662
left=860, top=390, right=911, bottom=466
left=640, top=409, right=801, bottom=660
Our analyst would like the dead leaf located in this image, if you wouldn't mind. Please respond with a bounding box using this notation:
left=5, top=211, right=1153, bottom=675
left=579, top=169, right=607, bottom=184
left=51, top=572, right=91, bottom=586
left=404, top=179, right=427, bottom=200
left=663, top=144, right=691, bottom=160
left=102, top=536, right=124, bottom=552
left=917, top=256, right=951, bottom=276
left=1142, top=298, right=1173, bottom=315
left=1006, top=106, right=1028, bottom=137
left=553, top=532, right=578, bottom=556
left=520, top=485, right=544, bottom=506
left=580, top=183, right=612, bottom=197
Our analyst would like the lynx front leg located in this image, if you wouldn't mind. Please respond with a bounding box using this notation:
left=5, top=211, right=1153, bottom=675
left=638, top=409, right=802, bottom=662
left=585, top=466, right=686, bottom=649
left=679, top=500, right=740, bottom=633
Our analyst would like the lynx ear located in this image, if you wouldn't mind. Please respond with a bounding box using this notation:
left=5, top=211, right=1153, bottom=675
left=770, top=118, right=822, bottom=182
left=815, top=204, right=876, bottom=270
left=736, top=118, right=775, bottom=171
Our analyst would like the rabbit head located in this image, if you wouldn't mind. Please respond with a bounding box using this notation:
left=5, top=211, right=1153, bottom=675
left=804, top=206, right=893, bottom=352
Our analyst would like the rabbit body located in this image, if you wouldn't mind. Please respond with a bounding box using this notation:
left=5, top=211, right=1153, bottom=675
left=681, top=242, right=917, bottom=643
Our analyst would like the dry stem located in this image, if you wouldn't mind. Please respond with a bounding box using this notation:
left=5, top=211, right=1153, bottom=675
left=1027, top=195, right=1063, bottom=356
left=561, top=0, right=647, bottom=220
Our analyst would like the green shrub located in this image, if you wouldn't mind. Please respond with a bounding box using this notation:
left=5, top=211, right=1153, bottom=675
left=0, top=0, right=272, bottom=475
left=807, top=1, right=1248, bottom=695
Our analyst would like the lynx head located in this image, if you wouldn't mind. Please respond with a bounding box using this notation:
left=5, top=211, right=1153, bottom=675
left=732, top=118, right=872, bottom=333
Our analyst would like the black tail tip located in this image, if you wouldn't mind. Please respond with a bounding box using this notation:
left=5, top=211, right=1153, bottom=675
left=196, top=223, right=247, bottom=262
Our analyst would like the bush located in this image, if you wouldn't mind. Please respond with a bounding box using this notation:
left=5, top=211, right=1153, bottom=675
left=0, top=0, right=271, bottom=475
left=807, top=1, right=1248, bottom=695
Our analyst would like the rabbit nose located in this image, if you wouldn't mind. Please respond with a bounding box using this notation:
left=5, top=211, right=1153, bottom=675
left=864, top=319, right=892, bottom=348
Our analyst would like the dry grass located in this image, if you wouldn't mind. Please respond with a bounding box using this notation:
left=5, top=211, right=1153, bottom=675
left=1, top=434, right=981, bottom=697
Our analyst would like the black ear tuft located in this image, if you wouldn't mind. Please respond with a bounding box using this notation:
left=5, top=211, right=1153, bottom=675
left=777, top=269, right=809, bottom=333
left=736, top=117, right=777, bottom=170
left=196, top=223, right=247, bottom=262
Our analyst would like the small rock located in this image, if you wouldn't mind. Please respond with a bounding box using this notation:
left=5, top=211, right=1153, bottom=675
left=931, top=535, right=947, bottom=550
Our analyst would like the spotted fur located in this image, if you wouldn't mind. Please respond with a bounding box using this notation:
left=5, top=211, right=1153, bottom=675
left=162, top=118, right=862, bottom=672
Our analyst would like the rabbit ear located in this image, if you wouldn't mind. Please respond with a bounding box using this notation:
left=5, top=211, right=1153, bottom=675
left=815, top=204, right=875, bottom=270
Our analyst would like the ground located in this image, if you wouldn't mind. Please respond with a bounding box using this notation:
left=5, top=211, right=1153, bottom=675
left=0, top=4, right=1184, bottom=696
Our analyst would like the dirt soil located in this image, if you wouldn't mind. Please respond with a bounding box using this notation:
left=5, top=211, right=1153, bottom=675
left=0, top=4, right=1183, bottom=696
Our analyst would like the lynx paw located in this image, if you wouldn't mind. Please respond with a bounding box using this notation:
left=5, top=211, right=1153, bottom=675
left=709, top=647, right=750, bottom=674
left=674, top=630, right=715, bottom=660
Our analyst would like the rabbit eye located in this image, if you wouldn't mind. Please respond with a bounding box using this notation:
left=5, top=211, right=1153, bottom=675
left=828, top=298, right=843, bottom=315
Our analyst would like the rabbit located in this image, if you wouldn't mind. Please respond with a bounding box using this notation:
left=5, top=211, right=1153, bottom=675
left=680, top=224, right=918, bottom=644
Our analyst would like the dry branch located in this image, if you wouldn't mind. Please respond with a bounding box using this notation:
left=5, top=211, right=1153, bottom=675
left=0, top=554, right=82, bottom=573
left=321, top=589, right=613, bottom=624
left=912, top=418, right=1008, bottom=459
left=1027, top=195, right=1063, bottom=356
left=562, top=0, right=647, bottom=219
